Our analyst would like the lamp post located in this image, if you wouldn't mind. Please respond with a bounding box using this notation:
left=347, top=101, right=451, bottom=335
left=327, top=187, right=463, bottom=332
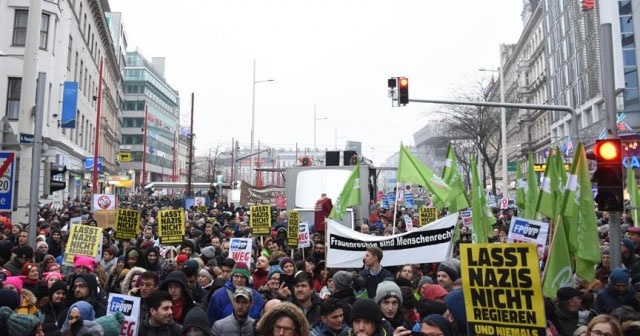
left=250, top=59, right=274, bottom=186
left=479, top=59, right=508, bottom=197
left=313, top=104, right=328, bottom=156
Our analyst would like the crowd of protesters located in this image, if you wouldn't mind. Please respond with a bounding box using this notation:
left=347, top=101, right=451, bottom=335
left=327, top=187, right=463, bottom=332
left=0, top=187, right=638, bottom=336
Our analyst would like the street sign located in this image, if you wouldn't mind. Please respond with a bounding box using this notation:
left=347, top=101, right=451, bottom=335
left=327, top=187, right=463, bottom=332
left=507, top=161, right=517, bottom=172
left=0, top=152, right=16, bottom=211
left=19, top=133, right=34, bottom=145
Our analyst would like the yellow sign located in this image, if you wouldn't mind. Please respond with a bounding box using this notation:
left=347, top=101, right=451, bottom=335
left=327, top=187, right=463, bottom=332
left=64, top=225, right=103, bottom=265
left=250, top=205, right=271, bottom=235
left=287, top=210, right=300, bottom=248
left=533, top=163, right=570, bottom=172
left=460, top=244, right=545, bottom=336
left=118, top=152, right=132, bottom=162
left=419, top=206, right=438, bottom=226
left=157, top=209, right=185, bottom=245
left=114, top=208, right=141, bottom=240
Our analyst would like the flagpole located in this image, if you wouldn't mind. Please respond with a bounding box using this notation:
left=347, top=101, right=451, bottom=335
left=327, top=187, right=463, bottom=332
left=392, top=181, right=400, bottom=235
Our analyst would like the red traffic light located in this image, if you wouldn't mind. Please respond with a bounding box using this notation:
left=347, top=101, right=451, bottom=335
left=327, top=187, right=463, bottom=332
left=399, top=77, right=409, bottom=88
left=594, top=139, right=622, bottom=162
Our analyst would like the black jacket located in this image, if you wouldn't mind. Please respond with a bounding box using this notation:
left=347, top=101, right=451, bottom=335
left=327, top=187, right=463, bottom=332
left=139, top=314, right=182, bottom=336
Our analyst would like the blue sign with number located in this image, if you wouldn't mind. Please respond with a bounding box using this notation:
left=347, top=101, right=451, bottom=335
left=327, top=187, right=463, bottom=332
left=0, top=152, right=16, bottom=211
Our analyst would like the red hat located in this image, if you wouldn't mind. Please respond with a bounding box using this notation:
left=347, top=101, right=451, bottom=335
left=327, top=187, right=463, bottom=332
left=176, top=253, right=189, bottom=265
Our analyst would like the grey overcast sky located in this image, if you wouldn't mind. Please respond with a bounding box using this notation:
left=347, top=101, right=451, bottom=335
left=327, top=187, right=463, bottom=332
left=109, top=0, right=524, bottom=164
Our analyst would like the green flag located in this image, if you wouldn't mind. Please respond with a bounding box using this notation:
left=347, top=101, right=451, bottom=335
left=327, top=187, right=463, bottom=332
left=515, top=161, right=526, bottom=211
left=627, top=163, right=640, bottom=227
left=542, top=217, right=574, bottom=298
left=524, top=153, right=539, bottom=220
left=397, top=144, right=451, bottom=206
left=554, top=147, right=567, bottom=192
left=536, top=152, right=561, bottom=219
left=471, top=156, right=491, bottom=243
left=560, top=142, right=600, bottom=281
left=329, top=164, right=361, bottom=220
left=441, top=143, right=469, bottom=212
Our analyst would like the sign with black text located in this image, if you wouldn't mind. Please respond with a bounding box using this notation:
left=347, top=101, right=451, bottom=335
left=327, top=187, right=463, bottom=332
left=419, top=206, right=438, bottom=226
left=157, top=209, right=185, bottom=245
left=114, top=208, right=141, bottom=240
left=107, top=293, right=140, bottom=336
left=460, top=244, right=545, bottom=336
left=229, top=238, right=252, bottom=265
left=287, top=210, right=299, bottom=248
left=64, top=225, right=102, bottom=265
left=250, top=205, right=271, bottom=235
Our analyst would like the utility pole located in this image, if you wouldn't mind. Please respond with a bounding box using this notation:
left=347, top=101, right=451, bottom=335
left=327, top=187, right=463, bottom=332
left=186, top=93, right=195, bottom=196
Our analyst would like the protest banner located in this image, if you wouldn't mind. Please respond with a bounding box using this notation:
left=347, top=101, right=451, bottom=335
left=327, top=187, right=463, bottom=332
left=287, top=210, right=300, bottom=248
left=114, top=208, right=141, bottom=240
left=107, top=293, right=141, bottom=336
left=92, top=210, right=116, bottom=229
left=507, top=217, right=549, bottom=258
left=298, top=222, right=310, bottom=248
left=419, top=206, right=438, bottom=226
left=157, top=209, right=185, bottom=245
left=250, top=205, right=271, bottom=235
left=64, top=225, right=102, bottom=265
left=326, top=213, right=457, bottom=268
left=229, top=238, right=252, bottom=265
left=460, top=243, right=546, bottom=336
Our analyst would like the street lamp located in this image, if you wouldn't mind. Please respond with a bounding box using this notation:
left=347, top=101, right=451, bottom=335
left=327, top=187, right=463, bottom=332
left=479, top=59, right=508, bottom=197
left=250, top=59, right=274, bottom=186
left=313, top=104, right=328, bottom=155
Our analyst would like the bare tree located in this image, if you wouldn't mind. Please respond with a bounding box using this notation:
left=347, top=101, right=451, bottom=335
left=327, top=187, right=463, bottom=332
left=438, top=80, right=503, bottom=196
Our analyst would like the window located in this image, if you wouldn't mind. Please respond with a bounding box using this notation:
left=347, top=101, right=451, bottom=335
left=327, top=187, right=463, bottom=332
left=6, top=78, right=21, bottom=120
left=39, top=13, right=49, bottom=49
left=12, top=10, right=50, bottom=49
left=12, top=10, right=28, bottom=46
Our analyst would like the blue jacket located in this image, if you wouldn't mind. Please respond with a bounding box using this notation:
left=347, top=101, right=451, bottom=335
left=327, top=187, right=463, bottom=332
left=205, top=279, right=265, bottom=325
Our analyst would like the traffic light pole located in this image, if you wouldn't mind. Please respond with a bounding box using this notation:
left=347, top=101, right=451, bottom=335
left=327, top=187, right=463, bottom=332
left=408, top=98, right=579, bottom=139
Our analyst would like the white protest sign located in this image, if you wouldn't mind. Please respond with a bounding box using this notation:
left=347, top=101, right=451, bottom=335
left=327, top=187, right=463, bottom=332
left=107, top=293, right=140, bottom=336
left=298, top=222, right=310, bottom=248
left=229, top=238, right=252, bottom=265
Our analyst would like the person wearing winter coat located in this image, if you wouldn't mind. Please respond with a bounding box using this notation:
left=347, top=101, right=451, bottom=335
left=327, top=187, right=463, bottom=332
left=158, top=271, right=195, bottom=325
left=594, top=268, right=639, bottom=314
left=139, top=290, right=182, bottom=336
left=38, top=280, right=67, bottom=336
left=206, top=264, right=264, bottom=323
left=210, top=286, right=254, bottom=336
left=255, top=301, right=310, bottom=336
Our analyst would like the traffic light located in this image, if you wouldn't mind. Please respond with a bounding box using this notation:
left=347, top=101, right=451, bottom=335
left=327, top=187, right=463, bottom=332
left=398, top=77, right=409, bottom=105
left=43, top=162, right=67, bottom=196
left=300, top=157, right=311, bottom=166
left=592, top=139, right=623, bottom=211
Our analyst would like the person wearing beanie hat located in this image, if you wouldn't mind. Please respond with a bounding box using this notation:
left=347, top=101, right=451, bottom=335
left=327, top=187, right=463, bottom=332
left=420, top=284, right=449, bottom=301
left=206, top=262, right=265, bottom=323
left=594, top=267, right=638, bottom=314
left=0, top=289, right=21, bottom=311
left=197, top=268, right=213, bottom=290
left=180, top=306, right=213, bottom=336
left=348, top=298, right=385, bottom=336
left=437, top=262, right=459, bottom=292
left=374, top=281, right=406, bottom=330
left=0, top=306, right=41, bottom=336
left=279, top=256, right=296, bottom=276
left=73, top=255, right=96, bottom=273
left=267, top=265, right=284, bottom=281
left=259, top=265, right=291, bottom=302
left=418, top=314, right=455, bottom=336
left=71, top=273, right=107, bottom=318
left=4, top=246, right=33, bottom=276
left=41, top=280, right=67, bottom=335
left=3, top=275, right=24, bottom=293
left=445, top=289, right=467, bottom=335
left=332, top=271, right=354, bottom=292
left=94, top=312, right=125, bottom=336
left=175, top=253, right=189, bottom=266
